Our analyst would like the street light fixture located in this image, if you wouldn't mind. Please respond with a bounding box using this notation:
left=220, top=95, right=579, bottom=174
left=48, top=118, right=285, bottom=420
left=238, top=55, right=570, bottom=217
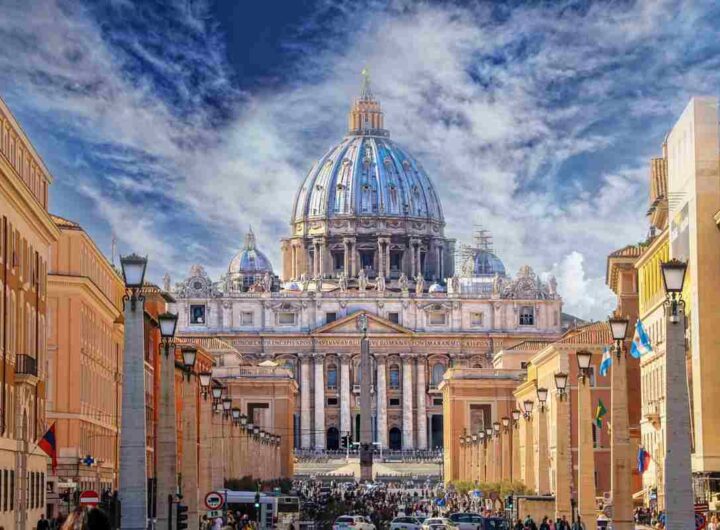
left=222, top=397, right=232, bottom=418
left=479, top=431, right=486, bottom=445
left=554, top=372, right=568, bottom=400
left=181, top=346, right=197, bottom=380
left=502, top=416, right=510, bottom=433
left=485, top=427, right=493, bottom=439
left=661, top=259, right=688, bottom=323
left=231, top=407, right=241, bottom=425
left=608, top=314, right=630, bottom=360
left=493, top=421, right=501, bottom=438
left=211, top=384, right=223, bottom=405
left=120, top=254, right=147, bottom=308
left=157, top=312, right=178, bottom=343
left=512, top=409, right=521, bottom=428
left=537, top=387, right=548, bottom=412
left=199, top=372, right=212, bottom=400
left=576, top=350, right=593, bottom=384
left=522, top=399, right=534, bottom=420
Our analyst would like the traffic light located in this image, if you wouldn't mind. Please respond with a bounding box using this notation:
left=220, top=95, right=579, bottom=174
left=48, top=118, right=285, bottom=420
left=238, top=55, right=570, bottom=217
left=341, top=435, right=347, bottom=449
left=506, top=495, right=513, bottom=509
left=176, top=503, right=189, bottom=530
left=254, top=491, right=261, bottom=509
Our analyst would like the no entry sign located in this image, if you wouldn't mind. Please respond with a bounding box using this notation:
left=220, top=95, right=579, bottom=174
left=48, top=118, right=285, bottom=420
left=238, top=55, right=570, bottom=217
left=79, top=490, right=99, bottom=507
left=205, top=491, right=224, bottom=510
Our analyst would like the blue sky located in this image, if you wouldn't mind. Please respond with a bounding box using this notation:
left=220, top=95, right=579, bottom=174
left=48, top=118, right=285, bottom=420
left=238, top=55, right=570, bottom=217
left=2, top=0, right=720, bottom=320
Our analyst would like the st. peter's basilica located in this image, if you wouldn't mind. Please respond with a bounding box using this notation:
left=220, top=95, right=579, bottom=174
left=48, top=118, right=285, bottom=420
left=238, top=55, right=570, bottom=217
left=170, top=73, right=564, bottom=452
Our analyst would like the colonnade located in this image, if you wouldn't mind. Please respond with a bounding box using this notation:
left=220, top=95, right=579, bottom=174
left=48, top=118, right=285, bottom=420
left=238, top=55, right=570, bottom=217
left=456, top=419, right=517, bottom=483
left=297, top=353, right=432, bottom=450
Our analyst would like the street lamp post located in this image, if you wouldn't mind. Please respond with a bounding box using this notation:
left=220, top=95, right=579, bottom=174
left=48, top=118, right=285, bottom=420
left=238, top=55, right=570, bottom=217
left=501, top=417, right=511, bottom=481
left=576, top=350, right=596, bottom=530
left=554, top=371, right=572, bottom=522
left=493, top=421, right=502, bottom=482
left=511, top=409, right=521, bottom=482
left=660, top=259, right=694, bottom=529
left=156, top=311, right=179, bottom=530
left=118, top=253, right=148, bottom=530
left=522, top=400, right=535, bottom=492
left=179, top=346, right=199, bottom=526
left=478, top=431, right=487, bottom=483
left=536, top=387, right=549, bottom=494
left=608, top=314, right=633, bottom=530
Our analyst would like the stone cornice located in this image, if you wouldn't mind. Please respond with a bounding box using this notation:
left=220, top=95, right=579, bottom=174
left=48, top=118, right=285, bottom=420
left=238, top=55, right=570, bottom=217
left=48, top=274, right=123, bottom=321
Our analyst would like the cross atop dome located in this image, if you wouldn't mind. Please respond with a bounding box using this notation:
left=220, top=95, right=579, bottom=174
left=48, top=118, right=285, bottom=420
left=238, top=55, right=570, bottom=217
left=348, top=68, right=388, bottom=137
left=244, top=226, right=256, bottom=250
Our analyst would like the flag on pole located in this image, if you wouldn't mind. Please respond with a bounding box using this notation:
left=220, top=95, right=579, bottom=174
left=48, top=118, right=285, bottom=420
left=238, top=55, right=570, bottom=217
left=637, top=447, right=652, bottom=473
left=631, top=319, right=653, bottom=358
left=594, top=400, right=608, bottom=429
left=599, top=347, right=612, bottom=377
left=38, top=423, right=57, bottom=472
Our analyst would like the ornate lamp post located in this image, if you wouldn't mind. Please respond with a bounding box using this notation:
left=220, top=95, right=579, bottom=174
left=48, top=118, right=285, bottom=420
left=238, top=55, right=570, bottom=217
left=156, top=312, right=179, bottom=529
left=523, top=399, right=534, bottom=420
left=554, top=373, right=568, bottom=400
left=179, top=345, right=200, bottom=522
left=607, top=314, right=633, bottom=530
left=576, top=350, right=596, bottom=529
left=199, top=372, right=212, bottom=400
left=660, top=259, right=694, bottom=529
left=536, top=387, right=550, bottom=493
left=118, top=253, right=148, bottom=530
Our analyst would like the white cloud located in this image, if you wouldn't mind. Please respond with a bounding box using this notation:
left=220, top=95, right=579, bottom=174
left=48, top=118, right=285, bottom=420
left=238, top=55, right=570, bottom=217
left=1, top=0, right=718, bottom=318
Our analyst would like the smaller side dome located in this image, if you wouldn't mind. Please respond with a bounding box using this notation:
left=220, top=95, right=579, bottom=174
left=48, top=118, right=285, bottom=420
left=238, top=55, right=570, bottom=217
left=228, top=227, right=274, bottom=275
left=473, top=250, right=506, bottom=277
left=428, top=282, right=446, bottom=293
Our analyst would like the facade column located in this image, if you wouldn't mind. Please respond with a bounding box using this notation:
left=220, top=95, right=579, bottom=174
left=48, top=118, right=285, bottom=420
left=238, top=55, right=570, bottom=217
left=536, top=405, right=550, bottom=495
left=486, top=436, right=495, bottom=483
left=340, top=354, right=351, bottom=439
left=376, top=354, right=388, bottom=448
left=385, top=239, right=391, bottom=278
left=343, top=239, right=351, bottom=277
left=314, top=354, right=326, bottom=449
left=300, top=355, right=312, bottom=448
left=663, top=309, right=695, bottom=530
left=181, top=376, right=199, bottom=529
left=409, top=241, right=417, bottom=277
left=416, top=357, right=427, bottom=449
left=401, top=354, right=415, bottom=449
left=459, top=440, right=466, bottom=481
left=555, top=391, right=572, bottom=521
left=578, top=376, right=597, bottom=530
left=319, top=238, right=327, bottom=276
left=494, top=433, right=502, bottom=483
left=469, top=439, right=477, bottom=481
left=307, top=245, right=314, bottom=277
left=523, top=415, right=536, bottom=492
left=377, top=238, right=384, bottom=278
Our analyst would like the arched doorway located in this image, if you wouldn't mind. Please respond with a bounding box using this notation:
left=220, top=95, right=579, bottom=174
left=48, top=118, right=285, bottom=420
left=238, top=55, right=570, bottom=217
left=327, top=427, right=339, bottom=450
left=431, top=415, right=444, bottom=449
left=389, top=427, right=402, bottom=450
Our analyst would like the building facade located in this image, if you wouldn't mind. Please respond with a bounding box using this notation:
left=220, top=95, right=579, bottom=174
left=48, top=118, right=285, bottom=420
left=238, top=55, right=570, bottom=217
left=0, top=95, right=60, bottom=527
left=173, top=75, right=564, bottom=452
left=46, top=215, right=125, bottom=513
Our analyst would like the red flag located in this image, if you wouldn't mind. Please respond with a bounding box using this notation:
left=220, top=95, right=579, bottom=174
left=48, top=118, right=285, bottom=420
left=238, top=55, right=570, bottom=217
left=38, top=423, right=57, bottom=473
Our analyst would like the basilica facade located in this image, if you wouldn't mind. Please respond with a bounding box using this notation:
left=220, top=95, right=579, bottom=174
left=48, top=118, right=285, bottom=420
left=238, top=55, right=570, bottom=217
left=172, top=74, right=564, bottom=451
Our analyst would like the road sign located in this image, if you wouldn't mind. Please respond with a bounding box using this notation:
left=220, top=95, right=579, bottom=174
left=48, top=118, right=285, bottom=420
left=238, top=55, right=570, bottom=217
left=57, top=481, right=77, bottom=489
left=696, top=513, right=706, bottom=530
left=205, top=491, right=224, bottom=510
left=79, top=490, right=99, bottom=507
left=207, top=510, right=223, bottom=518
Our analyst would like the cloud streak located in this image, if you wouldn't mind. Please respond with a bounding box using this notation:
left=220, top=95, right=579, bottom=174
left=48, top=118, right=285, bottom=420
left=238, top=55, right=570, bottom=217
left=2, top=0, right=720, bottom=319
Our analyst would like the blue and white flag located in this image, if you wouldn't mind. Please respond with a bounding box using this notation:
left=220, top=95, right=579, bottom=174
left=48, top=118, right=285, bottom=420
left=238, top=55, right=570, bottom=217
left=631, top=319, right=653, bottom=358
left=599, top=347, right=612, bottom=377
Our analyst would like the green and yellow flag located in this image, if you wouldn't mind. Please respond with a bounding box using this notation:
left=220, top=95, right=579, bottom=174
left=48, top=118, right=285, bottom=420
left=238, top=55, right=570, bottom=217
left=595, top=399, right=608, bottom=429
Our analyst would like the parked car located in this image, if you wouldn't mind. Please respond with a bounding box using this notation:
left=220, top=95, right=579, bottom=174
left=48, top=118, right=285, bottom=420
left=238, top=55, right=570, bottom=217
left=390, top=516, right=424, bottom=530
left=333, top=515, right=376, bottom=530
left=421, top=517, right=458, bottom=530
left=482, top=518, right=509, bottom=530
left=448, top=513, right=485, bottom=530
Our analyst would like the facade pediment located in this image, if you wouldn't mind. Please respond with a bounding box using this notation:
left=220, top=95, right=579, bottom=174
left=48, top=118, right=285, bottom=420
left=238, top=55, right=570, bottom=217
left=312, top=311, right=413, bottom=336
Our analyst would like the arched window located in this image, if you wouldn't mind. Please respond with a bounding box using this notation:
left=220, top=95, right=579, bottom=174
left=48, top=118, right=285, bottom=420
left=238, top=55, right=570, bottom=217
left=389, top=364, right=400, bottom=389
left=327, top=364, right=338, bottom=389
left=431, top=363, right=445, bottom=386
left=354, top=361, right=361, bottom=383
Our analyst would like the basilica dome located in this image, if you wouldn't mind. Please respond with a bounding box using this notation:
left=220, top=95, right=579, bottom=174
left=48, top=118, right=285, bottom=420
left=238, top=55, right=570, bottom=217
left=228, top=228, right=273, bottom=275
left=473, top=249, right=506, bottom=277
left=291, top=72, right=443, bottom=226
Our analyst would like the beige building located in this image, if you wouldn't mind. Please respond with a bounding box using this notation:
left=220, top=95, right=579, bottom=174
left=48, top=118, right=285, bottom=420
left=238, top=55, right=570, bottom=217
left=46, top=215, right=124, bottom=508
left=0, top=95, right=60, bottom=528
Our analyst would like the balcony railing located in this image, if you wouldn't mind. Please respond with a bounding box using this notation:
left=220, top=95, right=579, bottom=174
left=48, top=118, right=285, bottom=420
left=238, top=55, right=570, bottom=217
left=15, top=354, right=37, bottom=376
